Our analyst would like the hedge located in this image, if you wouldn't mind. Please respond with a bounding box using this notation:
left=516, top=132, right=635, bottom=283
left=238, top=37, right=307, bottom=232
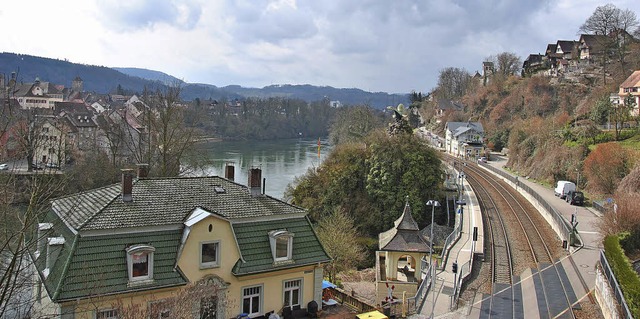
left=604, top=234, right=640, bottom=318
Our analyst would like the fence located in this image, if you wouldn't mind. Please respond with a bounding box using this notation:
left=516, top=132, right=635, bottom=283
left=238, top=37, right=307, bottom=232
left=599, top=250, right=634, bottom=319
left=481, top=164, right=575, bottom=246
left=330, top=287, right=376, bottom=314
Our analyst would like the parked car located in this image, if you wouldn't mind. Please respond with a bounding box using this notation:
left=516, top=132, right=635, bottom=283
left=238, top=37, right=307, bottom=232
left=0, top=163, right=8, bottom=170
left=566, top=190, right=584, bottom=206
left=477, top=156, right=487, bottom=163
left=31, top=162, right=44, bottom=170
left=46, top=162, right=60, bottom=169
left=554, top=180, right=576, bottom=199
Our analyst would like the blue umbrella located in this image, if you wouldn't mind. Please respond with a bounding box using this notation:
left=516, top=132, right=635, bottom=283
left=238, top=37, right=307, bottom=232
left=322, top=280, right=336, bottom=289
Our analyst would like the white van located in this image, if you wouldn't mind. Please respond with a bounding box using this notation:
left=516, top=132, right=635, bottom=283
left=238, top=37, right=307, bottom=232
left=554, top=181, right=576, bottom=199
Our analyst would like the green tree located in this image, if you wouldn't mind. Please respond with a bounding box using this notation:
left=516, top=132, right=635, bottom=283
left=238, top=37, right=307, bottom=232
left=365, top=132, right=444, bottom=231
left=288, top=131, right=444, bottom=236
left=590, top=95, right=611, bottom=126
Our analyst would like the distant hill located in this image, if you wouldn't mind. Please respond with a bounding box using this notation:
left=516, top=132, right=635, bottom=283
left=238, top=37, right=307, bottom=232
left=113, top=67, right=184, bottom=85
left=0, top=52, right=407, bottom=108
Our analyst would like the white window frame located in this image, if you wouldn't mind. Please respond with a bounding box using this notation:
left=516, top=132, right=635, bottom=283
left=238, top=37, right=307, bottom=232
left=95, top=309, right=118, bottom=319
left=125, top=244, right=155, bottom=284
left=200, top=240, right=221, bottom=269
left=283, top=279, right=303, bottom=308
left=268, top=230, right=294, bottom=262
left=241, top=285, right=263, bottom=317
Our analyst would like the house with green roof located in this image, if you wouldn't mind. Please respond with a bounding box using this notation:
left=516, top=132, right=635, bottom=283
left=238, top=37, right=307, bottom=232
left=29, top=165, right=330, bottom=319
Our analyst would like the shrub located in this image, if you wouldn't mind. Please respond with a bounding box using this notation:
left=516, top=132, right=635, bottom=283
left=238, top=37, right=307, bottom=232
left=604, top=235, right=640, bottom=317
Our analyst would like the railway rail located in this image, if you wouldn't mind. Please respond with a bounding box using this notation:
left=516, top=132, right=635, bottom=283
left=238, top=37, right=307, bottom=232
left=452, top=158, right=577, bottom=319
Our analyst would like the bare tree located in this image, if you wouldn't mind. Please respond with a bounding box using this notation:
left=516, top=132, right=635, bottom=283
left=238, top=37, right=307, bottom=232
left=580, top=4, right=639, bottom=80
left=0, top=72, right=72, bottom=318
left=434, top=67, right=472, bottom=100
left=316, top=208, right=365, bottom=283
left=142, top=85, right=200, bottom=177
left=486, top=52, right=522, bottom=77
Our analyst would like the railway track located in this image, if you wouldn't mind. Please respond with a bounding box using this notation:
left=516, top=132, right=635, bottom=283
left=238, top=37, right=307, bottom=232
left=452, top=158, right=577, bottom=319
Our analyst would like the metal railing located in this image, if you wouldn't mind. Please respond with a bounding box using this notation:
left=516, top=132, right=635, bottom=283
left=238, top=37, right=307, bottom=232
left=407, top=261, right=433, bottom=314
left=451, top=259, right=472, bottom=309
left=599, top=250, right=634, bottom=319
left=440, top=203, right=463, bottom=270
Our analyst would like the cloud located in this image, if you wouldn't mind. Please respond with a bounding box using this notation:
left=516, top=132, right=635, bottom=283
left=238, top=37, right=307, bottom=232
left=224, top=0, right=318, bottom=44
left=96, top=0, right=203, bottom=32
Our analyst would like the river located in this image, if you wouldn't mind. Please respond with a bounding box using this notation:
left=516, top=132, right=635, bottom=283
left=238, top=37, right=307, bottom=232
left=195, top=138, right=332, bottom=200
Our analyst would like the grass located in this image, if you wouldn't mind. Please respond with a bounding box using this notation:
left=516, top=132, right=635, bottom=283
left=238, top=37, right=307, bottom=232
left=618, top=133, right=640, bottom=151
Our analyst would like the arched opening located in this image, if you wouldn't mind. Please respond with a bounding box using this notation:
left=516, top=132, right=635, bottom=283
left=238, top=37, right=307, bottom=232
left=396, top=255, right=416, bottom=282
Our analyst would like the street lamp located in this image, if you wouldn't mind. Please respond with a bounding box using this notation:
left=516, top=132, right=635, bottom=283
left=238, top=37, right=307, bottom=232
left=576, top=169, right=580, bottom=192
left=426, top=200, right=440, bottom=266
left=426, top=199, right=440, bottom=319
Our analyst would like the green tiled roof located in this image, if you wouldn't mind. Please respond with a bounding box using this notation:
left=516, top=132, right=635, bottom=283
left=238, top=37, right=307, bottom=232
left=52, top=177, right=303, bottom=231
left=232, top=217, right=330, bottom=276
left=48, top=229, right=186, bottom=302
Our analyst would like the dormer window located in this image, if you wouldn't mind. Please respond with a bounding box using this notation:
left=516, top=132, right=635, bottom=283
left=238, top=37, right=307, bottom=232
left=269, top=230, right=294, bottom=262
left=126, top=244, right=155, bottom=285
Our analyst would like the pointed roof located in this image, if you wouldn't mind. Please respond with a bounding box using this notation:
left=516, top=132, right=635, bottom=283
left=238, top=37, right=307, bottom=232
left=394, top=202, right=419, bottom=230
left=379, top=202, right=430, bottom=253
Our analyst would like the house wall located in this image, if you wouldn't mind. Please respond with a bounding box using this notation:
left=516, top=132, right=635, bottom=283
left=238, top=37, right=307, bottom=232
left=60, top=286, right=184, bottom=319
left=34, top=121, right=66, bottom=165
left=176, top=215, right=320, bottom=317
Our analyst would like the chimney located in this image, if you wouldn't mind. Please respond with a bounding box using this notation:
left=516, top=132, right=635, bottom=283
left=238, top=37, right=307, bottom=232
left=225, top=163, right=235, bottom=181
left=248, top=167, right=262, bottom=197
left=137, top=163, right=149, bottom=178
left=122, top=169, right=135, bottom=202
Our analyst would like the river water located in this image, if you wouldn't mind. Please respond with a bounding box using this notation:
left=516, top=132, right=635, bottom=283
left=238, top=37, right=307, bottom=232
left=195, top=138, right=332, bottom=200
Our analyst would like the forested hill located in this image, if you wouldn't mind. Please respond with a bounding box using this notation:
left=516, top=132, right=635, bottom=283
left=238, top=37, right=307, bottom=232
left=0, top=52, right=407, bottom=108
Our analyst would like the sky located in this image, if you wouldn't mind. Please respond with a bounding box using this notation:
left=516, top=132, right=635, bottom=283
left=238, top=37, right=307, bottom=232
left=0, top=0, right=638, bottom=94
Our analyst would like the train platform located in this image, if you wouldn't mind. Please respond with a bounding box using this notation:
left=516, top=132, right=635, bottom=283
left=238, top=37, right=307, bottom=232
left=417, top=166, right=484, bottom=318
left=473, top=153, right=602, bottom=318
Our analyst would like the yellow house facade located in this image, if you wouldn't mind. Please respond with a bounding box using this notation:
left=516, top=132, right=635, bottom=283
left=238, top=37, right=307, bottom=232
left=30, top=167, right=330, bottom=319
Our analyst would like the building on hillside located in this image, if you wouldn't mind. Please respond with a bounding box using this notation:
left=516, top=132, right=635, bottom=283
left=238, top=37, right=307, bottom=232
left=445, top=121, right=484, bottom=159
left=619, top=70, right=640, bottom=116
left=482, top=61, right=494, bottom=86
left=375, top=202, right=431, bottom=305
left=578, top=34, right=609, bottom=61
left=29, top=166, right=330, bottom=319
left=522, top=54, right=545, bottom=76
left=12, top=78, right=64, bottom=109
left=434, top=99, right=464, bottom=123
left=555, top=40, right=578, bottom=60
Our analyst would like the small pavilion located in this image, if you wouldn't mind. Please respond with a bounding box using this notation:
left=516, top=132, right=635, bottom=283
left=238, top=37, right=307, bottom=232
left=375, top=202, right=431, bottom=305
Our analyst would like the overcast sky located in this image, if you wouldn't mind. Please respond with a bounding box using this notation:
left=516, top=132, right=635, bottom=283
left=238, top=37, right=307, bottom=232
left=1, top=1, right=638, bottom=93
